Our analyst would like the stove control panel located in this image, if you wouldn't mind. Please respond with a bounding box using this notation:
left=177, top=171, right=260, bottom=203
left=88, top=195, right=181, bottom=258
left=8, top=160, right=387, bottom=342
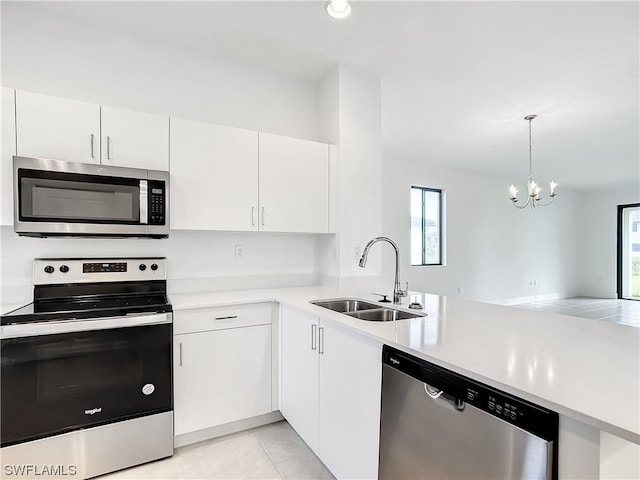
left=34, top=258, right=167, bottom=285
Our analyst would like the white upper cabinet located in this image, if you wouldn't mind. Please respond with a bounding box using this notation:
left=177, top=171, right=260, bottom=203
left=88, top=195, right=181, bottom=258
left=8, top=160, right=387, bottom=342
left=1, top=87, right=16, bottom=226
left=15, top=91, right=169, bottom=170
left=15, top=90, right=100, bottom=164
left=170, top=117, right=259, bottom=231
left=259, top=133, right=329, bottom=234
left=101, top=106, right=169, bottom=170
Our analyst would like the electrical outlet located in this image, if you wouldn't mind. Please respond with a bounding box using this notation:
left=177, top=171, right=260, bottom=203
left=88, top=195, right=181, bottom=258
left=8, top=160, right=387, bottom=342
left=457, top=286, right=462, bottom=294
left=529, top=279, right=537, bottom=287
left=354, top=246, right=361, bottom=261
left=234, top=245, right=245, bottom=260
left=332, top=247, right=338, bottom=260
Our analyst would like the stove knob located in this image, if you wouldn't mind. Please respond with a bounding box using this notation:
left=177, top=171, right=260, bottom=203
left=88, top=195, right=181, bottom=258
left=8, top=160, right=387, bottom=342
left=139, top=264, right=147, bottom=271
left=59, top=265, right=69, bottom=273
left=44, top=265, right=54, bottom=274
left=150, top=263, right=158, bottom=271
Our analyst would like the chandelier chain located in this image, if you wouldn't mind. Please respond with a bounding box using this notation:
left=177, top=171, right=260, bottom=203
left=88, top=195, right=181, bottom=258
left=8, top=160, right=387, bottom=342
left=528, top=116, right=533, bottom=182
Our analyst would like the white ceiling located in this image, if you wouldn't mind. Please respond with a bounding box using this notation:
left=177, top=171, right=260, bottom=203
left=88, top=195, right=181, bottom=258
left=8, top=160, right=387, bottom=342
left=12, top=1, right=640, bottom=191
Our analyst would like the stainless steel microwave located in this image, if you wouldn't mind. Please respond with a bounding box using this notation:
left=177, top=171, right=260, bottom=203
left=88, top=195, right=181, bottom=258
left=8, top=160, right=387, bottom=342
left=13, top=156, right=169, bottom=238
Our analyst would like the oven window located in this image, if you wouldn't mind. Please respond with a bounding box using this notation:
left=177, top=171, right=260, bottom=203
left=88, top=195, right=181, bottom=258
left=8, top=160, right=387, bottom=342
left=18, top=170, right=141, bottom=224
left=37, top=340, right=144, bottom=401
left=1, top=324, right=172, bottom=447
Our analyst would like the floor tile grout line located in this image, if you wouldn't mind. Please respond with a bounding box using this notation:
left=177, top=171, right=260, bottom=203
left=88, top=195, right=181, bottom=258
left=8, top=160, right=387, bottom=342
left=252, top=429, right=285, bottom=480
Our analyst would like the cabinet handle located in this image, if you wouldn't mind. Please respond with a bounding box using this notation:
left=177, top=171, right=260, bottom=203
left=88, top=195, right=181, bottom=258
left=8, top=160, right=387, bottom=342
left=319, top=326, right=324, bottom=354
left=251, top=206, right=256, bottom=226
left=311, top=323, right=317, bottom=351
left=90, top=134, right=96, bottom=158
left=179, top=342, right=183, bottom=366
left=106, top=135, right=111, bottom=160
left=214, top=315, right=238, bottom=320
left=261, top=207, right=266, bottom=226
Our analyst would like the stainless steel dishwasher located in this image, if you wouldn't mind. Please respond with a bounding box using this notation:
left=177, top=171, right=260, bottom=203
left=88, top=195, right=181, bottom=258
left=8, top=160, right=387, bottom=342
left=379, top=345, right=558, bottom=480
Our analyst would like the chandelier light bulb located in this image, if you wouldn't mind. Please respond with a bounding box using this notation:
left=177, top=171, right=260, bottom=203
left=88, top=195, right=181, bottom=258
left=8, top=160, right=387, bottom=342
left=325, top=0, right=352, bottom=19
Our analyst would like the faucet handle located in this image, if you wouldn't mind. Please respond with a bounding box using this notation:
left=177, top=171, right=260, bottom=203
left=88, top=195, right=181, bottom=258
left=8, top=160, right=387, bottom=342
left=372, top=293, right=391, bottom=303
left=397, top=282, right=409, bottom=297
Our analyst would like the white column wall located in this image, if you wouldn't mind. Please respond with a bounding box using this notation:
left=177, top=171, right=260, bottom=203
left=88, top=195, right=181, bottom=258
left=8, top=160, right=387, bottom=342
left=318, top=66, right=383, bottom=289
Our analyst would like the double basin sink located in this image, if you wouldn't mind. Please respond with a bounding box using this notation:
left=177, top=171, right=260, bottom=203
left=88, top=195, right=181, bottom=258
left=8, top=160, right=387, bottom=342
left=310, top=298, right=426, bottom=322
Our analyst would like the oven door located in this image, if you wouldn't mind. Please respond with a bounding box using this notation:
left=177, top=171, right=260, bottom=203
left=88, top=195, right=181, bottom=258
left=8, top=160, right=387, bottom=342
left=0, top=313, right=172, bottom=447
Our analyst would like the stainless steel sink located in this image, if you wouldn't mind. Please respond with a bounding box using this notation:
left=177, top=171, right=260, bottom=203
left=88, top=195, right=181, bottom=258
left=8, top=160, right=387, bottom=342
left=310, top=299, right=380, bottom=313
left=346, top=308, right=425, bottom=321
left=310, top=298, right=426, bottom=322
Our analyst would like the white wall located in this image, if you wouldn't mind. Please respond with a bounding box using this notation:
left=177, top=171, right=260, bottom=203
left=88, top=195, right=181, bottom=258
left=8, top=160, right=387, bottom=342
left=382, top=157, right=582, bottom=303
left=1, top=3, right=319, bottom=140
left=577, top=183, right=640, bottom=298
left=1, top=227, right=323, bottom=307
left=0, top=4, right=329, bottom=308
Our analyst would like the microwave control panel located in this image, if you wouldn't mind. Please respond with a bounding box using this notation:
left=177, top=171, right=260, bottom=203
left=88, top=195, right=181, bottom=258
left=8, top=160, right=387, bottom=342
left=148, top=181, right=166, bottom=225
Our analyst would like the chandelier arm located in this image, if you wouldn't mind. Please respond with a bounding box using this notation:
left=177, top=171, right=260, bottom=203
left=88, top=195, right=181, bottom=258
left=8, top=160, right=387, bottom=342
left=511, top=197, right=531, bottom=209
left=534, top=195, right=556, bottom=208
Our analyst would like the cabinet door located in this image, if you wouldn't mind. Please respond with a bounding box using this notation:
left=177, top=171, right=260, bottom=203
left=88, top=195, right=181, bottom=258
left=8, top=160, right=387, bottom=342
left=318, top=322, right=382, bottom=479
left=170, top=117, right=259, bottom=231
left=15, top=90, right=100, bottom=164
left=1, top=87, right=16, bottom=226
left=258, top=133, right=329, bottom=233
left=101, top=106, right=169, bottom=170
left=174, top=325, right=272, bottom=436
left=280, top=305, right=319, bottom=453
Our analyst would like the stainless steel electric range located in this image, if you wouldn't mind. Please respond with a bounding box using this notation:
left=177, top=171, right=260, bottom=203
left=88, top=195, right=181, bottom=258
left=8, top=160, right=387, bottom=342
left=1, top=257, right=173, bottom=479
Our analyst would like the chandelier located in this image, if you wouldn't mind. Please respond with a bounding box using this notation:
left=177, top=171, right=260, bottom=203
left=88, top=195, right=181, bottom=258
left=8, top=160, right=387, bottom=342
left=509, top=115, right=557, bottom=209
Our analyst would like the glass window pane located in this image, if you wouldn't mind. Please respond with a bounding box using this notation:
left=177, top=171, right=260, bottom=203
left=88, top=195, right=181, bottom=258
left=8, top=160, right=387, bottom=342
left=424, top=190, right=440, bottom=264
left=410, top=188, right=423, bottom=265
left=410, top=186, right=442, bottom=266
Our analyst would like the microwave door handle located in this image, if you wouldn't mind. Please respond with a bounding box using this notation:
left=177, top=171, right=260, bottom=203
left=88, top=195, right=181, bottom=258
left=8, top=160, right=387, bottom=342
left=140, top=180, right=148, bottom=224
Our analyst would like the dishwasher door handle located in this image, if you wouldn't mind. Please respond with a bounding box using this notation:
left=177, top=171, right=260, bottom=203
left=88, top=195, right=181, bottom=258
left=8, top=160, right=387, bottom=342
left=424, top=383, right=465, bottom=411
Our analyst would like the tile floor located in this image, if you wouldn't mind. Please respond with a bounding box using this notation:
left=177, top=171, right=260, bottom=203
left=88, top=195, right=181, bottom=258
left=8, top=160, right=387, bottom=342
left=513, top=296, right=639, bottom=327
left=99, top=421, right=334, bottom=480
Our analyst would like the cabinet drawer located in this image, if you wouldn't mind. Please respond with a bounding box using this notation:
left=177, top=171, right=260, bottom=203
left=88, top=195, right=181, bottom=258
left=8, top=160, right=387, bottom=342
left=173, top=302, right=272, bottom=334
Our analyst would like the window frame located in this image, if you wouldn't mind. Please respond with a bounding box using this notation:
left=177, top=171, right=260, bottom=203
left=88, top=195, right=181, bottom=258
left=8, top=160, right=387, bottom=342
left=411, top=185, right=443, bottom=267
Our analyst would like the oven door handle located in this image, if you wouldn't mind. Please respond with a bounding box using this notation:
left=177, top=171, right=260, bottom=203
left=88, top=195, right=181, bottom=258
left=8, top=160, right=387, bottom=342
left=0, top=312, right=172, bottom=339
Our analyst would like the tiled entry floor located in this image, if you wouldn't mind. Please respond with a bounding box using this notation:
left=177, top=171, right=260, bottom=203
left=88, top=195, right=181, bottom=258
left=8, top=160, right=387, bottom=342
left=99, top=421, right=334, bottom=480
left=513, top=297, right=639, bottom=327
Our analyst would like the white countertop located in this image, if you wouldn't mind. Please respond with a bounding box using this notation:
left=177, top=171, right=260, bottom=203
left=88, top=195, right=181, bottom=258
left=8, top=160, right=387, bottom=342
left=174, top=285, right=640, bottom=444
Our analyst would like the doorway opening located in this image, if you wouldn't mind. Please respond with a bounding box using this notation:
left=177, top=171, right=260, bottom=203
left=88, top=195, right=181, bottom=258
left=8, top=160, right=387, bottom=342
left=618, top=203, right=640, bottom=300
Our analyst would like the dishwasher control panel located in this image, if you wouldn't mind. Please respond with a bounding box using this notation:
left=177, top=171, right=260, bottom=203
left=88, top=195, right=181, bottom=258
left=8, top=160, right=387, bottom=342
left=382, top=345, right=559, bottom=442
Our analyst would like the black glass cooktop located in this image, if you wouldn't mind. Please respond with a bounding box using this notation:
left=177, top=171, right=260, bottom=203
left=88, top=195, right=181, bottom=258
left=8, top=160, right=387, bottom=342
left=1, top=281, right=171, bottom=325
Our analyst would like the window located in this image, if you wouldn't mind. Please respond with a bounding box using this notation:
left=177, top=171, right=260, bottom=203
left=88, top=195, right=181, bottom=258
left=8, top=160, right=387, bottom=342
left=411, top=186, right=442, bottom=266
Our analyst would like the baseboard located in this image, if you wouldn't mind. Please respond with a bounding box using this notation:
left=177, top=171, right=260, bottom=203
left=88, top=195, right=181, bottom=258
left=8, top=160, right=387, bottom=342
left=174, top=411, right=284, bottom=448
left=488, top=292, right=570, bottom=306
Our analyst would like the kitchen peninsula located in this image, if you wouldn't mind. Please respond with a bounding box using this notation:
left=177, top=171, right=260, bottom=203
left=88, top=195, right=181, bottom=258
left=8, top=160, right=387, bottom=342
left=170, top=285, right=640, bottom=479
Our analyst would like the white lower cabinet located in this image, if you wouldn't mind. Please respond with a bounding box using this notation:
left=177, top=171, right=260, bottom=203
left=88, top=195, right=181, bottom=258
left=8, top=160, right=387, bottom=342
left=173, top=303, right=273, bottom=437
left=280, top=305, right=382, bottom=479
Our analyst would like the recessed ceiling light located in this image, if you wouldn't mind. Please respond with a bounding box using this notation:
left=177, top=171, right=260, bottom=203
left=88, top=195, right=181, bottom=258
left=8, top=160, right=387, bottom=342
left=325, top=0, right=352, bottom=19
